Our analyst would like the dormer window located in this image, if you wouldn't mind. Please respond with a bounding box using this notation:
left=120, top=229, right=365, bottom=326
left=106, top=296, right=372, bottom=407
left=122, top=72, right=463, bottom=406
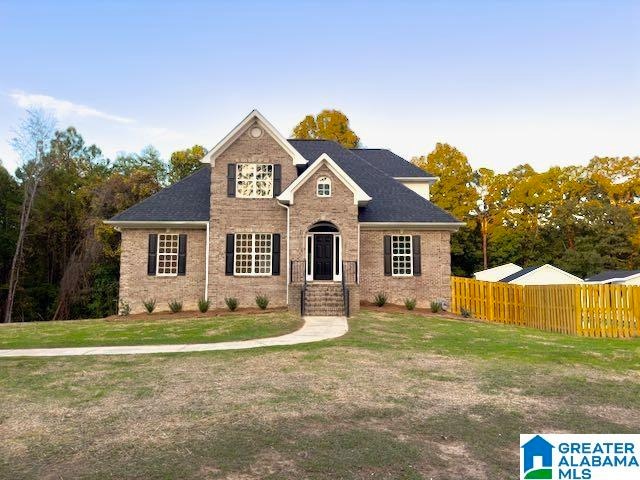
left=317, top=176, right=331, bottom=197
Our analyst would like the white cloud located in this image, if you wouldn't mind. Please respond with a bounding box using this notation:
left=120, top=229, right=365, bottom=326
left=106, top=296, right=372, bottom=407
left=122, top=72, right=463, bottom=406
left=4, top=91, right=186, bottom=165
left=9, top=90, right=134, bottom=124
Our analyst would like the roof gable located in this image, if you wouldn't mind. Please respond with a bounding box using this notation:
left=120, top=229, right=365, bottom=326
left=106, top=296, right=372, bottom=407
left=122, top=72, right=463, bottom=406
left=201, top=110, right=306, bottom=167
left=277, top=153, right=371, bottom=206
left=500, top=264, right=583, bottom=283
left=289, top=139, right=461, bottom=225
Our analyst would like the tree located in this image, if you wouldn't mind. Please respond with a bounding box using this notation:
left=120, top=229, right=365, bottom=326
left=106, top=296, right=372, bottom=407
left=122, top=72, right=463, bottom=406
left=112, top=145, right=167, bottom=186
left=413, top=143, right=478, bottom=220
left=168, top=145, right=207, bottom=183
left=3, top=109, right=56, bottom=323
left=0, top=164, right=21, bottom=312
left=413, top=143, right=481, bottom=275
left=292, top=110, right=360, bottom=148
left=471, top=168, right=507, bottom=269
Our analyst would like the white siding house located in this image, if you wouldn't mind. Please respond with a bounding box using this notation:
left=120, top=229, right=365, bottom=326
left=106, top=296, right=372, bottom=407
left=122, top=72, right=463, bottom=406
left=474, top=263, right=522, bottom=282
left=499, top=264, right=583, bottom=285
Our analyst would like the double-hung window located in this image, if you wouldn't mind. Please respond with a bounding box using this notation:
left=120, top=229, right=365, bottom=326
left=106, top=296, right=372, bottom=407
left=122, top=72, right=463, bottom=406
left=236, top=164, right=273, bottom=198
left=157, top=234, right=179, bottom=276
left=391, top=235, right=412, bottom=276
left=234, top=233, right=272, bottom=275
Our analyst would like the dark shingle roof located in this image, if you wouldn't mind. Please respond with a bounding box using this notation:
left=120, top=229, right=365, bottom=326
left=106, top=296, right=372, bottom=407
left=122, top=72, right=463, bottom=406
left=499, top=266, right=540, bottom=283
left=350, top=148, right=434, bottom=178
left=585, top=270, right=640, bottom=282
left=288, top=139, right=459, bottom=223
left=108, top=141, right=460, bottom=224
left=109, top=165, right=211, bottom=222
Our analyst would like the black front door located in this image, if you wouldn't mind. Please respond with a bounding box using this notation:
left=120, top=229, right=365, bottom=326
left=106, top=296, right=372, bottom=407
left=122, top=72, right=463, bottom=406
left=313, top=234, right=333, bottom=280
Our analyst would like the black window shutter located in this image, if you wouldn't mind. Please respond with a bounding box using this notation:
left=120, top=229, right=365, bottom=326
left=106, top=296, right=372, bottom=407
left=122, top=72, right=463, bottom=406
left=147, top=234, right=157, bottom=276
left=227, top=164, right=236, bottom=197
left=178, top=234, right=187, bottom=276
left=272, top=234, right=281, bottom=275
left=225, top=234, right=235, bottom=275
left=273, top=164, right=282, bottom=196
left=383, top=235, right=392, bottom=276
left=412, top=235, right=421, bottom=276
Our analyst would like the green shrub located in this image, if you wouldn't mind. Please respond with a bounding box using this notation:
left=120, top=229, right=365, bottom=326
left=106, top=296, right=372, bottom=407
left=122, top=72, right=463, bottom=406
left=225, top=297, right=238, bottom=311
left=119, top=300, right=131, bottom=316
left=373, top=292, right=387, bottom=307
left=461, top=307, right=472, bottom=318
left=255, top=294, right=269, bottom=310
left=430, top=301, right=443, bottom=313
left=142, top=298, right=156, bottom=314
left=198, top=298, right=210, bottom=313
left=168, top=300, right=182, bottom=313
left=404, top=298, right=416, bottom=310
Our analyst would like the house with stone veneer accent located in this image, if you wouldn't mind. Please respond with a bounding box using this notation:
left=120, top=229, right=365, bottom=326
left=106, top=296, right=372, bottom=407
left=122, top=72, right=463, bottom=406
left=105, top=111, right=463, bottom=315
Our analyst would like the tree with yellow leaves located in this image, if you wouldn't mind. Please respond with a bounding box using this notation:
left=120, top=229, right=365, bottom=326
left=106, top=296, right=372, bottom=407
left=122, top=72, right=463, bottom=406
left=292, top=110, right=360, bottom=148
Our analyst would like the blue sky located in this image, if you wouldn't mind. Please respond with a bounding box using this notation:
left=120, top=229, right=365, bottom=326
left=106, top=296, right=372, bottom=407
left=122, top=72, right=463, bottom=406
left=0, top=0, right=638, bottom=174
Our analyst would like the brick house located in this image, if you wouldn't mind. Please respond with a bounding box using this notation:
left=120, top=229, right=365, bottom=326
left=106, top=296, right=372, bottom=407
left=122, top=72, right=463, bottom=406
left=106, top=111, right=463, bottom=315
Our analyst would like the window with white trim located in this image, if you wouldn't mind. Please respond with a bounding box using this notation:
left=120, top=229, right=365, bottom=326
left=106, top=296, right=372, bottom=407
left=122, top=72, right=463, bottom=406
left=317, top=176, right=331, bottom=197
left=234, top=233, right=272, bottom=275
left=236, top=164, right=273, bottom=198
left=391, top=235, right=412, bottom=276
left=157, top=234, right=179, bottom=276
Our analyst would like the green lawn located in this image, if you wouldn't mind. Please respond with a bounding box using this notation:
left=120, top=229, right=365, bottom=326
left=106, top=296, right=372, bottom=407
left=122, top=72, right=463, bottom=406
left=0, top=312, right=302, bottom=349
left=1, top=309, right=638, bottom=479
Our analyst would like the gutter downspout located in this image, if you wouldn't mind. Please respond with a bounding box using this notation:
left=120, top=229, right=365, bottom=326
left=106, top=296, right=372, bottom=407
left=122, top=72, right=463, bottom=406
left=277, top=201, right=290, bottom=304
left=357, top=223, right=361, bottom=284
left=205, top=221, right=210, bottom=300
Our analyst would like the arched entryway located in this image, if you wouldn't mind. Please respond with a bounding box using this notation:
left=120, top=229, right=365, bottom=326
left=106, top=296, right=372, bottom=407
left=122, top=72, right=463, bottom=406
left=306, top=221, right=342, bottom=282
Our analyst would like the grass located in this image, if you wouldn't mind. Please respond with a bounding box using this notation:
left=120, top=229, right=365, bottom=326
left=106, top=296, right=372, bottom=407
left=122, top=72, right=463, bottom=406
left=0, top=312, right=302, bottom=349
left=0, top=309, right=638, bottom=479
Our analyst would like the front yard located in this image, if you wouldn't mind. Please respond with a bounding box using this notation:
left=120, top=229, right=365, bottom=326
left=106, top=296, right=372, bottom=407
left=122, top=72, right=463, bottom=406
left=0, top=311, right=301, bottom=349
left=1, top=309, right=639, bottom=479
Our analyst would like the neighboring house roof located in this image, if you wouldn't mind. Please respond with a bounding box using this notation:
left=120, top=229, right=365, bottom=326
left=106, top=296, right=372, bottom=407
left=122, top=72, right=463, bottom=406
left=499, top=264, right=583, bottom=284
left=585, top=270, right=640, bottom=283
left=474, top=263, right=522, bottom=281
left=108, top=165, right=211, bottom=222
left=498, top=266, right=539, bottom=283
left=349, top=148, right=435, bottom=179
left=288, top=139, right=460, bottom=224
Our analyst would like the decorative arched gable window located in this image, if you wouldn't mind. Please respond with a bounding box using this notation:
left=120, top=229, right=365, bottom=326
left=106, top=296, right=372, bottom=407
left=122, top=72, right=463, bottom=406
left=317, top=176, right=331, bottom=197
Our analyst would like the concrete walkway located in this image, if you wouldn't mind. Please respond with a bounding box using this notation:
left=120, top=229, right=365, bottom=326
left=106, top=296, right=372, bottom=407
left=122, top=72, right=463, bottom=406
left=0, top=316, right=348, bottom=358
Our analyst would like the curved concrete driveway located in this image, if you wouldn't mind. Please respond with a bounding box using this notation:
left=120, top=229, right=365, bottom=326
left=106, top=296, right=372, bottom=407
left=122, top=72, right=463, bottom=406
left=0, top=316, right=348, bottom=358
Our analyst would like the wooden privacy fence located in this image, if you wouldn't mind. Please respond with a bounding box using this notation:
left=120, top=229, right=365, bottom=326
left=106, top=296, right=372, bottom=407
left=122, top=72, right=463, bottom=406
left=450, top=277, right=640, bottom=338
